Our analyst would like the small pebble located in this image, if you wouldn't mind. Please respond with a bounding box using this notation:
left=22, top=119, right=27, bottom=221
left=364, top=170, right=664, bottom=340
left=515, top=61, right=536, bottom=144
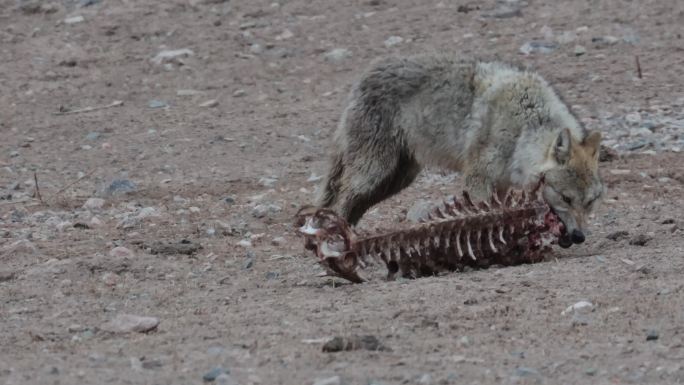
left=203, top=367, right=226, bottom=382
left=199, top=99, right=219, bottom=108
left=384, top=36, right=403, bottom=47
left=313, top=376, right=342, bottom=385
left=148, top=100, right=168, bottom=109
left=109, top=246, right=134, bottom=258
left=324, top=48, right=352, bottom=62
left=232, top=89, right=247, bottom=98
left=83, top=197, right=106, bottom=210
left=64, top=15, right=85, bottom=24
left=646, top=330, right=659, bottom=341
left=101, top=314, right=159, bottom=333
left=629, top=234, right=652, bottom=246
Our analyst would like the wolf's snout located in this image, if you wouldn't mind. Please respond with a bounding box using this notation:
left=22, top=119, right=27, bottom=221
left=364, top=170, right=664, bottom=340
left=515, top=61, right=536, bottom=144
left=571, top=229, right=585, bottom=244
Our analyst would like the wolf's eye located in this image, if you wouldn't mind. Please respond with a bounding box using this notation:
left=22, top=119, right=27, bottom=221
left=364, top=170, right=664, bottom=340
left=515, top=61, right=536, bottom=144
left=562, top=195, right=572, bottom=205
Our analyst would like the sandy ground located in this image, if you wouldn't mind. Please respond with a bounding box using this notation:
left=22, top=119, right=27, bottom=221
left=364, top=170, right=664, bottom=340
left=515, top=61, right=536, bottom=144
left=1, top=0, right=683, bottom=384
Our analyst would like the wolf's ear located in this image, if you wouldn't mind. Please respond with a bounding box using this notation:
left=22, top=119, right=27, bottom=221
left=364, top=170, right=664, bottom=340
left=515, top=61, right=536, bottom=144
left=554, top=128, right=572, bottom=164
left=582, top=130, right=602, bottom=158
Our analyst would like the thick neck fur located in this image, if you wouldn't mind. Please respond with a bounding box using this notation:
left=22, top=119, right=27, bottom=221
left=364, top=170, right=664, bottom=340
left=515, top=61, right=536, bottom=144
left=474, top=62, right=585, bottom=186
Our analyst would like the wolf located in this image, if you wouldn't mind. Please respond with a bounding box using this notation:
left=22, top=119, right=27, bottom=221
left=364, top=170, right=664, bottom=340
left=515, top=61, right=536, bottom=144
left=316, top=54, right=604, bottom=248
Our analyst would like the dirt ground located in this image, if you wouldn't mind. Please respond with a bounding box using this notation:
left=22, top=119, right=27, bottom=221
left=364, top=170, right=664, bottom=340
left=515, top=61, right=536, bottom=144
left=1, top=0, right=684, bottom=384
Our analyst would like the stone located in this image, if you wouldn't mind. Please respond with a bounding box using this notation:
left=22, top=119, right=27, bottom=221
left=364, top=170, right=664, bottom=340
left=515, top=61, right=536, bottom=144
left=105, top=179, right=137, bottom=195
left=574, top=45, right=586, bottom=56
left=64, top=15, right=85, bottom=24
left=265, top=271, right=280, bottom=280
left=85, top=132, right=101, bottom=140
left=275, top=29, right=294, bottom=40
left=323, top=335, right=387, bottom=353
left=109, top=246, right=134, bottom=258
left=83, top=197, right=105, bottom=210
left=199, top=99, right=219, bottom=108
left=251, top=203, right=282, bottom=218
left=591, top=36, right=619, bottom=46
left=384, top=36, right=403, bottom=47
left=0, top=270, right=16, bottom=282
left=101, top=314, right=159, bottom=333
left=629, top=234, right=652, bottom=246
left=313, top=376, right=342, bottom=385
left=203, top=367, right=226, bottom=382
left=232, top=89, right=247, bottom=98
left=215, top=373, right=238, bottom=385
left=646, top=330, right=659, bottom=341
left=148, top=100, right=168, bottom=109
left=519, top=41, right=558, bottom=55
left=151, top=48, right=194, bottom=65
left=561, top=301, right=593, bottom=315
left=324, top=48, right=352, bottom=62
left=606, top=230, right=629, bottom=241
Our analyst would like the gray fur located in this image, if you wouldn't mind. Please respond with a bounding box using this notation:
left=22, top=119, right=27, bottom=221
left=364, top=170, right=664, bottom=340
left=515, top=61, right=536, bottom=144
left=318, top=54, right=603, bottom=234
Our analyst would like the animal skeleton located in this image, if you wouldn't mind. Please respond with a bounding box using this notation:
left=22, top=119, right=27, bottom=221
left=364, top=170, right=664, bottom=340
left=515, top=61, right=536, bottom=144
left=296, top=181, right=563, bottom=283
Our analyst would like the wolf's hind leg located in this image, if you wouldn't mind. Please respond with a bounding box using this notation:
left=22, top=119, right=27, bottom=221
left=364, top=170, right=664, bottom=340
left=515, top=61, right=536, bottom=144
left=336, top=149, right=421, bottom=225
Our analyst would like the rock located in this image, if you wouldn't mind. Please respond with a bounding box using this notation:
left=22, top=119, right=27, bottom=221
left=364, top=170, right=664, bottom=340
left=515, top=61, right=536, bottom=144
left=646, top=330, right=659, bottom=341
left=3, top=240, right=37, bottom=255
left=418, top=374, right=432, bottom=385
left=322, top=335, right=387, bottom=352
left=249, top=44, right=264, bottom=54
left=606, top=230, right=629, bottom=241
left=625, top=112, right=642, bottom=125
left=561, top=301, right=593, bottom=315
left=148, top=100, right=168, bottom=109
left=265, top=271, right=280, bottom=280
left=406, top=200, right=433, bottom=223
left=519, top=41, right=558, bottom=55
left=243, top=256, right=254, bottom=269
left=105, top=179, right=137, bottom=195
left=177, top=89, right=203, bottom=97
left=599, top=145, right=618, bottom=162
left=271, top=236, right=286, bottom=246
left=85, top=132, right=101, bottom=141
left=324, top=48, right=352, bottom=62
left=83, top=197, right=105, bottom=210
left=101, top=314, right=159, bottom=333
left=136, top=207, right=159, bottom=219
left=485, top=5, right=522, bottom=18
left=142, top=359, right=163, bottom=369
left=591, top=36, right=619, bottom=46
left=215, top=373, right=238, bottom=385
left=109, top=246, right=134, bottom=258
left=79, top=0, right=101, bottom=7
left=258, top=177, right=278, bottom=187
left=384, top=36, right=403, bottom=47
left=64, top=15, right=85, bottom=24
left=251, top=203, right=282, bottom=218
left=223, top=196, right=236, bottom=204
left=151, top=48, right=194, bottom=65
left=574, top=45, right=586, bottom=56
left=237, top=239, right=252, bottom=248
left=232, top=89, right=247, bottom=98
left=557, top=31, right=577, bottom=44
left=275, top=29, right=294, bottom=40
left=0, top=270, right=16, bottom=282
left=148, top=239, right=202, bottom=255
left=629, top=234, right=652, bottom=246
left=515, top=367, right=541, bottom=378
left=203, top=367, right=226, bottom=382
left=313, top=376, right=342, bottom=385
left=199, top=99, right=219, bottom=108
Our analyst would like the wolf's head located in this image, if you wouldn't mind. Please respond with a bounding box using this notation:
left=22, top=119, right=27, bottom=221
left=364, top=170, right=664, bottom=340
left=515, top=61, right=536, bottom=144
left=543, top=128, right=604, bottom=248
